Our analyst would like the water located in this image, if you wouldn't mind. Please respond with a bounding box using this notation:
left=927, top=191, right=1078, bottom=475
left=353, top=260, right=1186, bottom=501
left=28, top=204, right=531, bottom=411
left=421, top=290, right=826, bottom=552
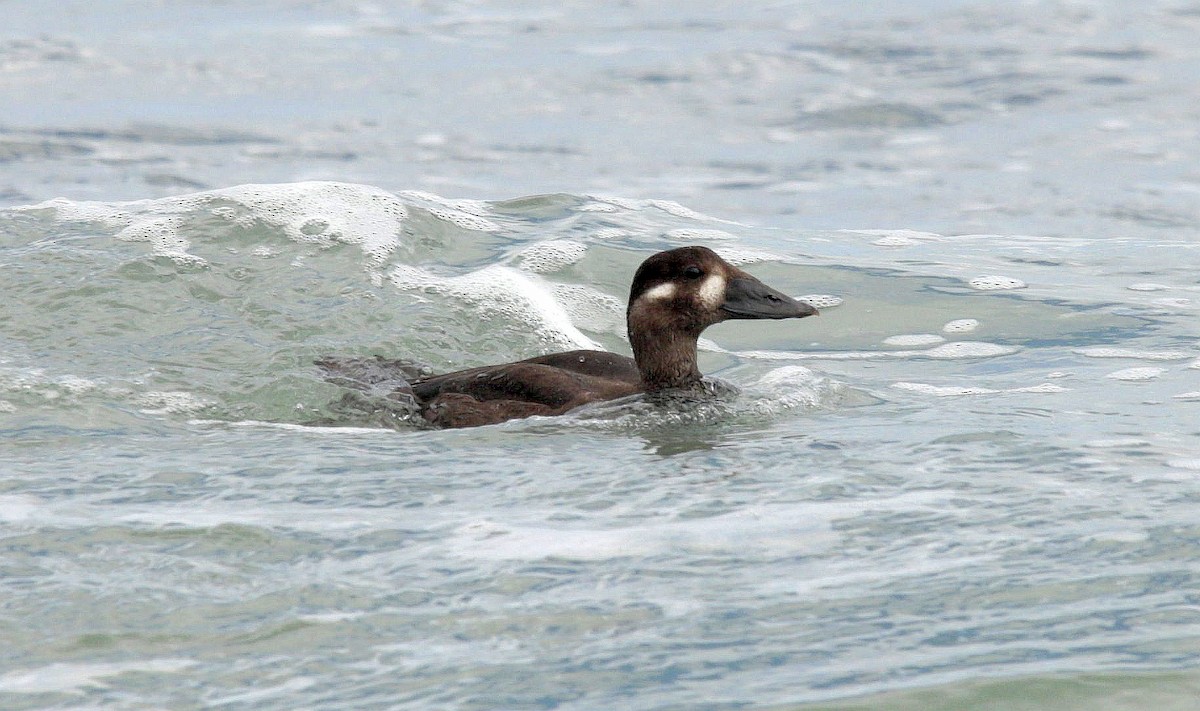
left=2, top=1, right=1200, bottom=709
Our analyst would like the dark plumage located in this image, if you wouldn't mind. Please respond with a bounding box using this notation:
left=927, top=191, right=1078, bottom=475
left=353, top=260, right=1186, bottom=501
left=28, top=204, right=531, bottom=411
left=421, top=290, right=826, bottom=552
left=318, top=246, right=816, bottom=428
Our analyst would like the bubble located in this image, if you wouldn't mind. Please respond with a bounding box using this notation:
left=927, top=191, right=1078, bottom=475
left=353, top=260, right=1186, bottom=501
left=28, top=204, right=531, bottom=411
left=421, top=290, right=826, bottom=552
left=843, top=229, right=943, bottom=247
left=744, top=366, right=838, bottom=413
left=647, top=199, right=712, bottom=221
left=575, top=202, right=619, bottom=213
left=922, top=342, right=1018, bottom=359
left=798, top=294, right=843, bottom=309
left=514, top=240, right=587, bottom=273
left=425, top=206, right=500, bottom=232
left=883, top=334, right=945, bottom=347
left=133, top=391, right=213, bottom=414
left=0, top=400, right=15, bottom=413
left=550, top=284, right=624, bottom=334
left=1075, top=348, right=1193, bottom=361
left=388, top=263, right=599, bottom=351
left=713, top=247, right=782, bottom=265
left=893, top=381, right=1068, bottom=396
left=893, top=382, right=998, bottom=396
left=591, top=228, right=629, bottom=240
left=967, top=275, right=1026, bottom=290
left=943, top=319, right=979, bottom=333
left=1105, top=367, right=1166, bottom=381
left=665, top=228, right=735, bottom=241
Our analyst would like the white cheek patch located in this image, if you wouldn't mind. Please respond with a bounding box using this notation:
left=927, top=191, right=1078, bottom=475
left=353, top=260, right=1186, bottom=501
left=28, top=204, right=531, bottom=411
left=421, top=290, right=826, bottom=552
left=641, top=282, right=678, bottom=302
left=697, top=274, right=726, bottom=309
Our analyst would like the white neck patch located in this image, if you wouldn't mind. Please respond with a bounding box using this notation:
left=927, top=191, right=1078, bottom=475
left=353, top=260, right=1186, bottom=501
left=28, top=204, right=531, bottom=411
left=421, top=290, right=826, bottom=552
left=697, top=273, right=726, bottom=309
left=640, top=281, right=678, bottom=302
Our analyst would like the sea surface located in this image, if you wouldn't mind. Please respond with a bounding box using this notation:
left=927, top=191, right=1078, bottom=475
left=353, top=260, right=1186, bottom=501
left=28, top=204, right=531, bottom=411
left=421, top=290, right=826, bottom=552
left=3, top=1, right=1200, bottom=709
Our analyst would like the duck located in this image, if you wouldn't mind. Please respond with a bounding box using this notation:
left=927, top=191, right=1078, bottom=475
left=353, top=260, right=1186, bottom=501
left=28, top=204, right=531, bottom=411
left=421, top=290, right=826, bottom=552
left=317, top=245, right=817, bottom=428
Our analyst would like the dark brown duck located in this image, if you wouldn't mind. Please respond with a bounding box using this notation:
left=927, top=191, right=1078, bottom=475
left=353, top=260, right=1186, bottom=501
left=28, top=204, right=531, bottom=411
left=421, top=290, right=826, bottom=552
left=319, top=246, right=816, bottom=428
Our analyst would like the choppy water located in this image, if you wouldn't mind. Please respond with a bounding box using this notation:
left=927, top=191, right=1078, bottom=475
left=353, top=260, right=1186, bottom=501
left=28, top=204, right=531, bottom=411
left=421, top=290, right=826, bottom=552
left=3, top=1, right=1200, bottom=709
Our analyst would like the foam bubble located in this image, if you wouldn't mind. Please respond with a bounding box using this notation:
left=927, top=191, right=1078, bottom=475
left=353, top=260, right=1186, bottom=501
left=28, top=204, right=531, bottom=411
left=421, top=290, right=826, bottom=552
left=1190, top=359, right=1200, bottom=370
left=893, top=382, right=998, bottom=396
left=1127, top=283, right=1171, bottom=291
left=1174, top=391, right=1200, bottom=400
left=1075, top=348, right=1193, bottom=361
left=0, top=660, right=195, bottom=694
left=647, top=199, right=715, bottom=221
left=0, top=400, right=15, bottom=413
left=1105, top=367, right=1166, bottom=381
left=843, top=229, right=943, bottom=247
left=745, top=365, right=838, bottom=413
left=591, top=227, right=629, bottom=239
left=550, top=284, right=624, bottom=334
left=33, top=182, right=411, bottom=267
left=665, top=228, right=735, bottom=241
left=943, top=319, right=979, bottom=333
left=424, top=206, right=500, bottom=232
left=798, top=294, right=843, bottom=309
left=922, top=342, right=1018, bottom=359
left=893, top=381, right=1068, bottom=396
left=712, top=247, right=783, bottom=265
left=211, top=182, right=408, bottom=264
left=967, top=275, right=1026, bottom=290
left=575, top=201, right=620, bottom=213
left=389, top=264, right=599, bottom=350
left=514, top=240, right=587, bottom=273
left=133, top=391, right=214, bottom=414
left=883, top=334, right=945, bottom=347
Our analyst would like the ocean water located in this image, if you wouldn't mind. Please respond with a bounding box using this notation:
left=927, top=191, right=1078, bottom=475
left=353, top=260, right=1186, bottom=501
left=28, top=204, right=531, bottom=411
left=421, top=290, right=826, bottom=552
left=2, top=1, right=1200, bottom=709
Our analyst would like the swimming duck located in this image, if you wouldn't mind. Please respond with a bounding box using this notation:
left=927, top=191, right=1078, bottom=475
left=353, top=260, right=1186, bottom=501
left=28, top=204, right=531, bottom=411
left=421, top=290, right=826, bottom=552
left=318, top=246, right=816, bottom=428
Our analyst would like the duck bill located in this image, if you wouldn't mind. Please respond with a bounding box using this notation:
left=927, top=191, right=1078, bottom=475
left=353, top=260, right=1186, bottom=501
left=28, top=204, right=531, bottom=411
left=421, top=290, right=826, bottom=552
left=720, top=277, right=818, bottom=320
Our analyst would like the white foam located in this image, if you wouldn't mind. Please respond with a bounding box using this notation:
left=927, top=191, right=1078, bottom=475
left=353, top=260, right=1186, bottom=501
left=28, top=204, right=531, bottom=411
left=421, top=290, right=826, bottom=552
left=943, top=318, right=979, bottom=333
left=388, top=263, right=599, bottom=350
left=1105, top=367, right=1166, bottom=381
left=738, top=341, right=1017, bottom=362
left=967, top=275, right=1026, bottom=291
left=923, top=341, right=1018, bottom=359
left=713, top=246, right=784, bottom=265
left=0, top=659, right=195, bottom=694
left=664, top=228, right=735, bottom=241
left=1075, top=347, right=1193, bottom=361
left=447, top=507, right=836, bottom=561
left=1127, top=283, right=1171, bottom=291
left=30, top=182, right=411, bottom=267
left=133, top=390, right=214, bottom=414
left=1174, top=391, right=1200, bottom=400
left=647, top=199, right=722, bottom=221
left=0, top=400, right=15, bottom=413
left=883, top=334, right=945, bottom=347
left=748, top=366, right=838, bottom=412
left=550, top=284, right=624, bottom=334
left=575, top=201, right=620, bottom=213
left=893, top=382, right=1067, bottom=396
left=842, top=229, right=943, bottom=247
left=798, top=294, right=843, bottom=309
left=514, top=240, right=587, bottom=273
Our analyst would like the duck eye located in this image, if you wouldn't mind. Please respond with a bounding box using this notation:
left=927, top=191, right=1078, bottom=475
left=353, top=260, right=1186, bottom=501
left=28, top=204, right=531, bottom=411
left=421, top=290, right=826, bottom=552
left=683, top=266, right=703, bottom=280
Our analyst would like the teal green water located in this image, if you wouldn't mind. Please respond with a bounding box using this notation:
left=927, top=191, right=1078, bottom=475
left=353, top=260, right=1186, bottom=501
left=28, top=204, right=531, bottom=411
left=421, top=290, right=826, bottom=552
left=3, top=1, right=1200, bottom=709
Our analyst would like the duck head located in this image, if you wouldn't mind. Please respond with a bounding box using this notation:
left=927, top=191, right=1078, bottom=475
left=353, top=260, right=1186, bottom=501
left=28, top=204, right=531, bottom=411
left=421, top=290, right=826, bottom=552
left=625, top=245, right=817, bottom=390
